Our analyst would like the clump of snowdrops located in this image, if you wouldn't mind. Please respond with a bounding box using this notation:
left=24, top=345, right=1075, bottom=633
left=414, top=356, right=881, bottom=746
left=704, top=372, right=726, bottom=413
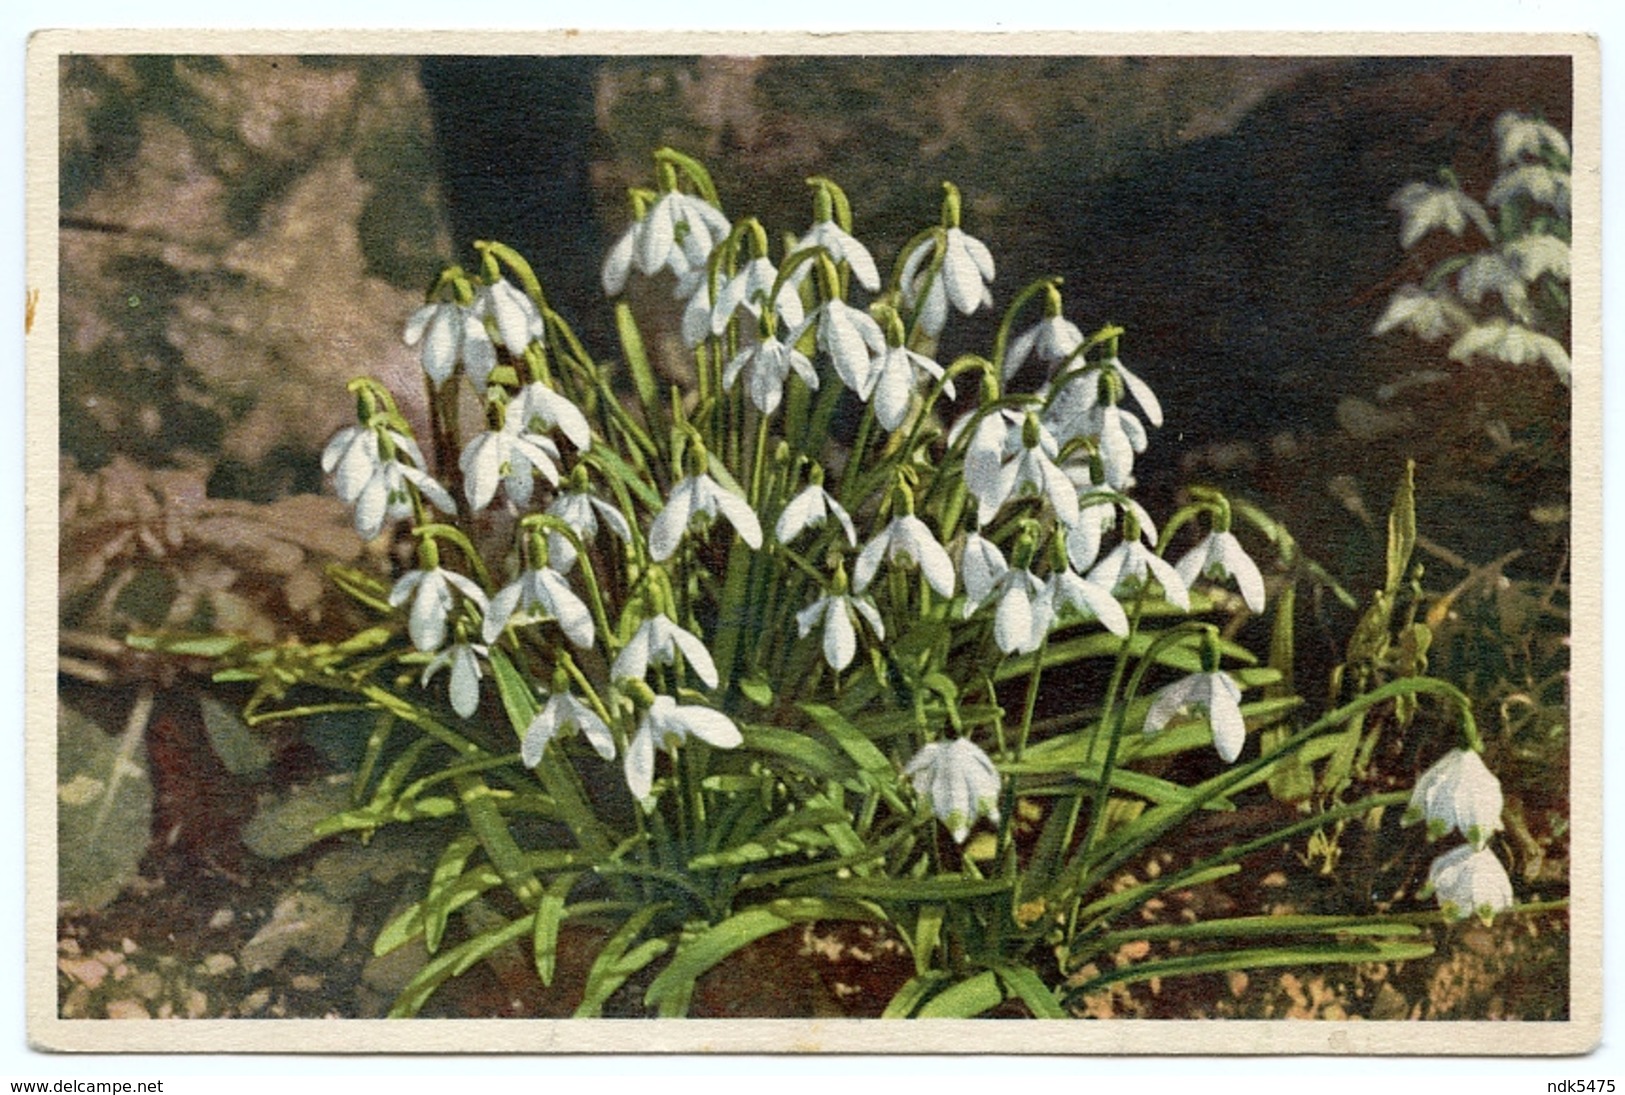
left=193, top=149, right=1521, bottom=1018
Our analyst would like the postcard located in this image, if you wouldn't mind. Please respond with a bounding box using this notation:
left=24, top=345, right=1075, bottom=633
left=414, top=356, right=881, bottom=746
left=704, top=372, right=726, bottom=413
left=27, top=30, right=1601, bottom=1054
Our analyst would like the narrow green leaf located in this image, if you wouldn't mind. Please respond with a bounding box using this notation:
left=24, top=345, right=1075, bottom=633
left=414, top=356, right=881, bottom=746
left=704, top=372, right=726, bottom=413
left=996, top=964, right=1067, bottom=1019
left=643, top=907, right=792, bottom=1014
left=533, top=874, right=577, bottom=986
left=574, top=904, right=672, bottom=1018
left=912, top=905, right=944, bottom=976
left=800, top=703, right=892, bottom=775
left=880, top=973, right=945, bottom=1018
left=739, top=724, right=855, bottom=781
left=822, top=875, right=1012, bottom=902
left=615, top=300, right=661, bottom=426
left=388, top=913, right=535, bottom=1018
left=916, top=970, right=1003, bottom=1018
left=1069, top=940, right=1435, bottom=997
left=423, top=834, right=481, bottom=953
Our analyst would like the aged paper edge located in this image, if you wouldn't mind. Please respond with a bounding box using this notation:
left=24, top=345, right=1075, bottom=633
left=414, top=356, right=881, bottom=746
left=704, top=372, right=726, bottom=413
left=25, top=28, right=1603, bottom=1056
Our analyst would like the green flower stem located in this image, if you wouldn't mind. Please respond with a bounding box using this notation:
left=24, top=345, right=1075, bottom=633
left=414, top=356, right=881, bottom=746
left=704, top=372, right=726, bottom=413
left=838, top=401, right=877, bottom=503
left=411, top=523, right=494, bottom=591
left=1082, top=622, right=1211, bottom=862
left=1014, top=633, right=1050, bottom=765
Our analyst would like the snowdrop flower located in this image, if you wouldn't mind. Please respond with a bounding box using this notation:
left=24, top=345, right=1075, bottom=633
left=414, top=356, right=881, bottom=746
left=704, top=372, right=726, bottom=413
left=871, top=343, right=953, bottom=432
left=956, top=533, right=1046, bottom=655
left=814, top=299, right=885, bottom=397
left=473, top=278, right=544, bottom=360
left=1406, top=748, right=1505, bottom=849
left=546, top=486, right=633, bottom=574
left=1487, top=163, right=1571, bottom=217
left=461, top=381, right=593, bottom=512
left=959, top=531, right=1009, bottom=609
left=968, top=414, right=1079, bottom=528
left=854, top=514, right=956, bottom=598
left=1448, top=319, right=1571, bottom=382
left=481, top=564, right=594, bottom=648
left=797, top=589, right=884, bottom=672
left=389, top=565, right=489, bottom=654
left=1372, top=286, right=1473, bottom=342
left=775, top=477, right=856, bottom=547
left=1176, top=530, right=1266, bottom=614
left=710, top=256, right=805, bottom=337
left=1391, top=181, right=1494, bottom=248
left=1144, top=670, right=1246, bottom=763
left=403, top=301, right=496, bottom=389
left=421, top=640, right=487, bottom=719
left=900, top=184, right=996, bottom=338
left=1424, top=844, right=1515, bottom=922
left=509, top=381, right=593, bottom=452
left=612, top=615, right=719, bottom=690
left=1088, top=535, right=1191, bottom=612
left=347, top=457, right=456, bottom=542
left=1504, top=234, right=1570, bottom=283
left=323, top=425, right=456, bottom=540
left=1046, top=357, right=1162, bottom=444
left=602, top=190, right=731, bottom=295
left=1087, top=403, right=1149, bottom=490
left=460, top=426, right=561, bottom=512
left=903, top=738, right=1002, bottom=844
left=1496, top=112, right=1569, bottom=166
left=624, top=695, right=742, bottom=802
left=1065, top=494, right=1156, bottom=575
left=1043, top=568, right=1130, bottom=637
left=796, top=218, right=880, bottom=292
left=1003, top=285, right=1084, bottom=381
left=521, top=690, right=615, bottom=767
left=723, top=328, right=820, bottom=416
left=648, top=473, right=763, bottom=562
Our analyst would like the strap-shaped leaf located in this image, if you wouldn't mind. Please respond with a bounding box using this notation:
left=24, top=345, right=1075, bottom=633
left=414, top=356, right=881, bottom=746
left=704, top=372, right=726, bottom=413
left=995, top=964, right=1067, bottom=1019
left=915, top=970, right=1003, bottom=1018
left=574, top=904, right=673, bottom=1018
left=387, top=912, right=534, bottom=1018
left=1068, top=939, right=1435, bottom=998
left=533, top=874, right=578, bottom=985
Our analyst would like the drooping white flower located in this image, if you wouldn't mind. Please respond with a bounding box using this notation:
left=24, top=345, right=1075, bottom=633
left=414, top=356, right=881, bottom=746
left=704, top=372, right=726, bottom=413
left=903, top=738, right=1002, bottom=844
left=870, top=344, right=953, bottom=433
left=1044, top=357, right=1162, bottom=446
left=775, top=482, right=856, bottom=547
left=324, top=424, right=431, bottom=508
left=1448, top=319, right=1571, bottom=382
left=900, top=227, right=995, bottom=337
left=611, top=615, right=719, bottom=690
left=796, top=591, right=884, bottom=672
left=1372, top=286, right=1473, bottom=342
left=473, top=278, right=545, bottom=359
left=1064, top=495, right=1156, bottom=575
left=710, top=256, right=806, bottom=336
left=1457, top=252, right=1530, bottom=317
left=1424, top=844, right=1515, bottom=922
left=853, top=515, right=956, bottom=598
left=1043, top=569, right=1130, bottom=638
left=388, top=566, right=490, bottom=654
left=602, top=191, right=732, bottom=295
left=723, top=330, right=820, bottom=416
left=345, top=457, right=456, bottom=542
left=1087, top=403, right=1149, bottom=490
left=956, top=534, right=1047, bottom=655
left=1088, top=536, right=1191, bottom=612
left=481, top=564, right=594, bottom=649
left=795, top=219, right=881, bottom=292
left=546, top=489, right=633, bottom=574
left=969, top=415, right=1079, bottom=528
left=521, top=691, right=615, bottom=767
left=959, top=408, right=1025, bottom=520
left=1391, top=182, right=1494, bottom=248
left=1496, top=112, right=1570, bottom=166
left=1486, top=163, right=1571, bottom=217
left=1504, top=234, right=1570, bottom=283
left=648, top=473, right=764, bottom=562
left=459, top=426, right=562, bottom=512
left=624, top=695, right=742, bottom=802
left=814, top=299, right=885, bottom=398
left=421, top=640, right=487, bottom=719
left=508, top=381, right=593, bottom=452
left=1144, top=670, right=1246, bottom=763
left=403, top=301, right=497, bottom=389
left=1406, top=748, right=1505, bottom=849
left=1175, top=531, right=1266, bottom=614
left=1003, top=314, right=1083, bottom=382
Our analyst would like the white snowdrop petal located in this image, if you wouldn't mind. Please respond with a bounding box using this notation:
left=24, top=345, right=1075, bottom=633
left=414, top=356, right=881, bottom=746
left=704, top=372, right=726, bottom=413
left=449, top=647, right=482, bottom=718
left=624, top=723, right=657, bottom=801
left=823, top=599, right=857, bottom=671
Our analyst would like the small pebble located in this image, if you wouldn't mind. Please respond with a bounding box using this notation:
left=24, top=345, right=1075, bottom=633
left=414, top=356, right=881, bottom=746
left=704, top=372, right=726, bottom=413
left=104, top=999, right=150, bottom=1020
